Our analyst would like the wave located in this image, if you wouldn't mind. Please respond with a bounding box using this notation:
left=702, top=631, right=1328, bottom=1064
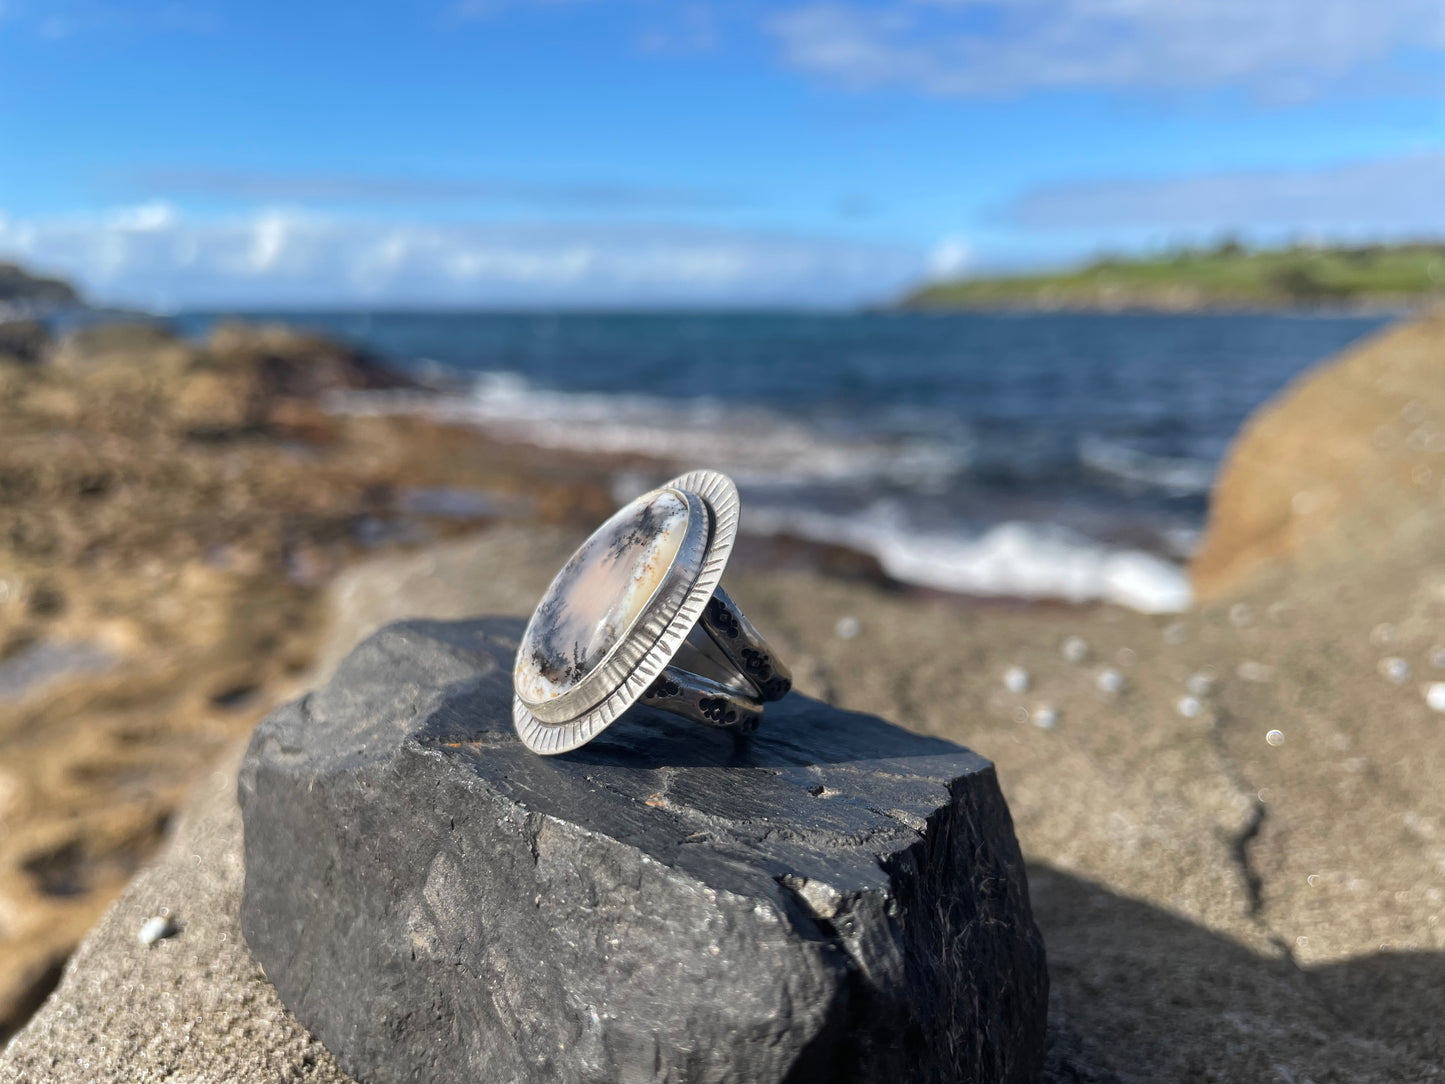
left=1079, top=435, right=1215, bottom=496
left=334, top=373, right=969, bottom=490
left=746, top=500, right=1192, bottom=613
left=333, top=374, right=1196, bottom=614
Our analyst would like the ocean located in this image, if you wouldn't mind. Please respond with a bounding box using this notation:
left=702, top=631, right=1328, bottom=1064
left=174, top=309, right=1389, bottom=612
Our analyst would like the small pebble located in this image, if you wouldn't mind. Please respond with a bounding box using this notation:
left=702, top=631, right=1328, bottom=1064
left=1095, top=668, right=1124, bottom=695
left=1427, top=683, right=1445, bottom=714
left=1176, top=695, right=1202, bottom=719
left=1031, top=704, right=1059, bottom=729
left=1003, top=666, right=1030, bottom=694
left=138, top=916, right=178, bottom=945
left=1379, top=657, right=1412, bottom=684
left=1061, top=636, right=1089, bottom=663
left=1265, top=729, right=1284, bottom=747
left=1236, top=660, right=1274, bottom=683
left=1185, top=671, right=1216, bottom=697
left=834, top=615, right=861, bottom=640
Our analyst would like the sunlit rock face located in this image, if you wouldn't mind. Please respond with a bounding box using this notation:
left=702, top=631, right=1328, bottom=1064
left=516, top=488, right=691, bottom=705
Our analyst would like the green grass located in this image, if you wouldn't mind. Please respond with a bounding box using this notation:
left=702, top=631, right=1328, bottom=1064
left=900, top=242, right=1445, bottom=311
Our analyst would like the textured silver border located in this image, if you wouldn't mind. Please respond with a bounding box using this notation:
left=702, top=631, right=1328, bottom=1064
left=514, top=469, right=742, bottom=755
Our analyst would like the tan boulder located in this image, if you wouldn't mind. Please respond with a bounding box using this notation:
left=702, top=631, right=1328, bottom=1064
left=1192, top=306, right=1445, bottom=598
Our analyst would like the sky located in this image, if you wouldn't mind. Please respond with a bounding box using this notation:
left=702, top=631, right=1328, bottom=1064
left=0, top=0, right=1442, bottom=308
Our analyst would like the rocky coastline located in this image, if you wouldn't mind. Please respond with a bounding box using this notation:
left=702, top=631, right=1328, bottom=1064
left=0, top=318, right=626, bottom=1039
left=1, top=306, right=1443, bottom=1079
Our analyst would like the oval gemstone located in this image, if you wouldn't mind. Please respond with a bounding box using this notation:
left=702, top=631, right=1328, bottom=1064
left=516, top=488, right=691, bottom=705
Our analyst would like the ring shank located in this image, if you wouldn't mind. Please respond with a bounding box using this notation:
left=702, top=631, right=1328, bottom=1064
left=641, top=667, right=762, bottom=732
left=633, top=586, right=791, bottom=732
left=697, top=588, right=793, bottom=702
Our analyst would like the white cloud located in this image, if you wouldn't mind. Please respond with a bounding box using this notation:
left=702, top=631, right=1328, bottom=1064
left=441, top=0, right=597, bottom=23
left=1002, top=152, right=1445, bottom=235
left=0, top=204, right=924, bottom=307
left=106, top=201, right=178, bottom=231
left=927, top=234, right=972, bottom=278
left=1, top=3, right=220, bottom=39
left=769, top=0, right=1445, bottom=101
left=129, top=167, right=734, bottom=210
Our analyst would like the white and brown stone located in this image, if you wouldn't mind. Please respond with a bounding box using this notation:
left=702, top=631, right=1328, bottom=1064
left=514, top=487, right=694, bottom=706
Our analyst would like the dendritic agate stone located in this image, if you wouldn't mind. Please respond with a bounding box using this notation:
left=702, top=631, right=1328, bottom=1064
left=516, top=488, right=692, bottom=705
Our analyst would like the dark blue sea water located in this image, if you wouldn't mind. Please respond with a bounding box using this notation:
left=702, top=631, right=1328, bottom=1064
left=175, top=309, right=1389, bottom=610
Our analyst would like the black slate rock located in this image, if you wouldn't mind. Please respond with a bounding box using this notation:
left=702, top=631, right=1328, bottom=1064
left=238, top=618, right=1047, bottom=1084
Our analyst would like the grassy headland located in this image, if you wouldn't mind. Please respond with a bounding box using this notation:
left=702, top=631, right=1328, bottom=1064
left=900, top=241, right=1445, bottom=312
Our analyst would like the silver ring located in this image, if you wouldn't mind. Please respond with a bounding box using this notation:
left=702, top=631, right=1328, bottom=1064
left=512, top=469, right=791, bottom=755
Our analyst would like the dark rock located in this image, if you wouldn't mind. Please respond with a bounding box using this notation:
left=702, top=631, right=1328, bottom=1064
left=239, top=617, right=1047, bottom=1084
left=206, top=321, right=415, bottom=396
left=0, top=319, right=49, bottom=366
left=0, top=262, right=80, bottom=307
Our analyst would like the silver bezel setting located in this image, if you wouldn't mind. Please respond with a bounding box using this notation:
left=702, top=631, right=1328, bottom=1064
left=513, top=469, right=742, bottom=755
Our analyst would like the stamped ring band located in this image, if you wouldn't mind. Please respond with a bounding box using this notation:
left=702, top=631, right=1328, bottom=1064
left=512, top=469, right=792, bottom=755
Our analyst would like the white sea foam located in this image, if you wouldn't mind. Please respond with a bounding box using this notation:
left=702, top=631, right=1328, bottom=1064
left=745, top=501, right=1192, bottom=613
left=334, top=377, right=1195, bottom=614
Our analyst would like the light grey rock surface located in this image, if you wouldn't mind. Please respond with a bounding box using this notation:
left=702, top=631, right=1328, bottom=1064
left=8, top=522, right=1445, bottom=1083
left=0, top=742, right=354, bottom=1084
left=239, top=616, right=1048, bottom=1084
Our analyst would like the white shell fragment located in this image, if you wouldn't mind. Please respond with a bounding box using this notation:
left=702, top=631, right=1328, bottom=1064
left=1185, top=671, right=1216, bottom=697
left=1061, top=636, right=1089, bottom=663
left=138, top=915, right=178, bottom=945
left=1176, top=695, right=1203, bottom=719
left=1379, top=657, right=1412, bottom=685
left=1096, top=668, right=1124, bottom=695
left=1003, top=666, right=1031, bottom=694
left=1426, top=683, right=1445, bottom=714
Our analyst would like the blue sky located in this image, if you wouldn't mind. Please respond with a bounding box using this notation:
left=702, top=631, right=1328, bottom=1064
left=1, top=0, right=1442, bottom=307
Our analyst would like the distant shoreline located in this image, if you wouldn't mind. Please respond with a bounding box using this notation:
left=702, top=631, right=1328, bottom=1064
left=890, top=296, right=1424, bottom=318
left=897, top=240, right=1445, bottom=316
